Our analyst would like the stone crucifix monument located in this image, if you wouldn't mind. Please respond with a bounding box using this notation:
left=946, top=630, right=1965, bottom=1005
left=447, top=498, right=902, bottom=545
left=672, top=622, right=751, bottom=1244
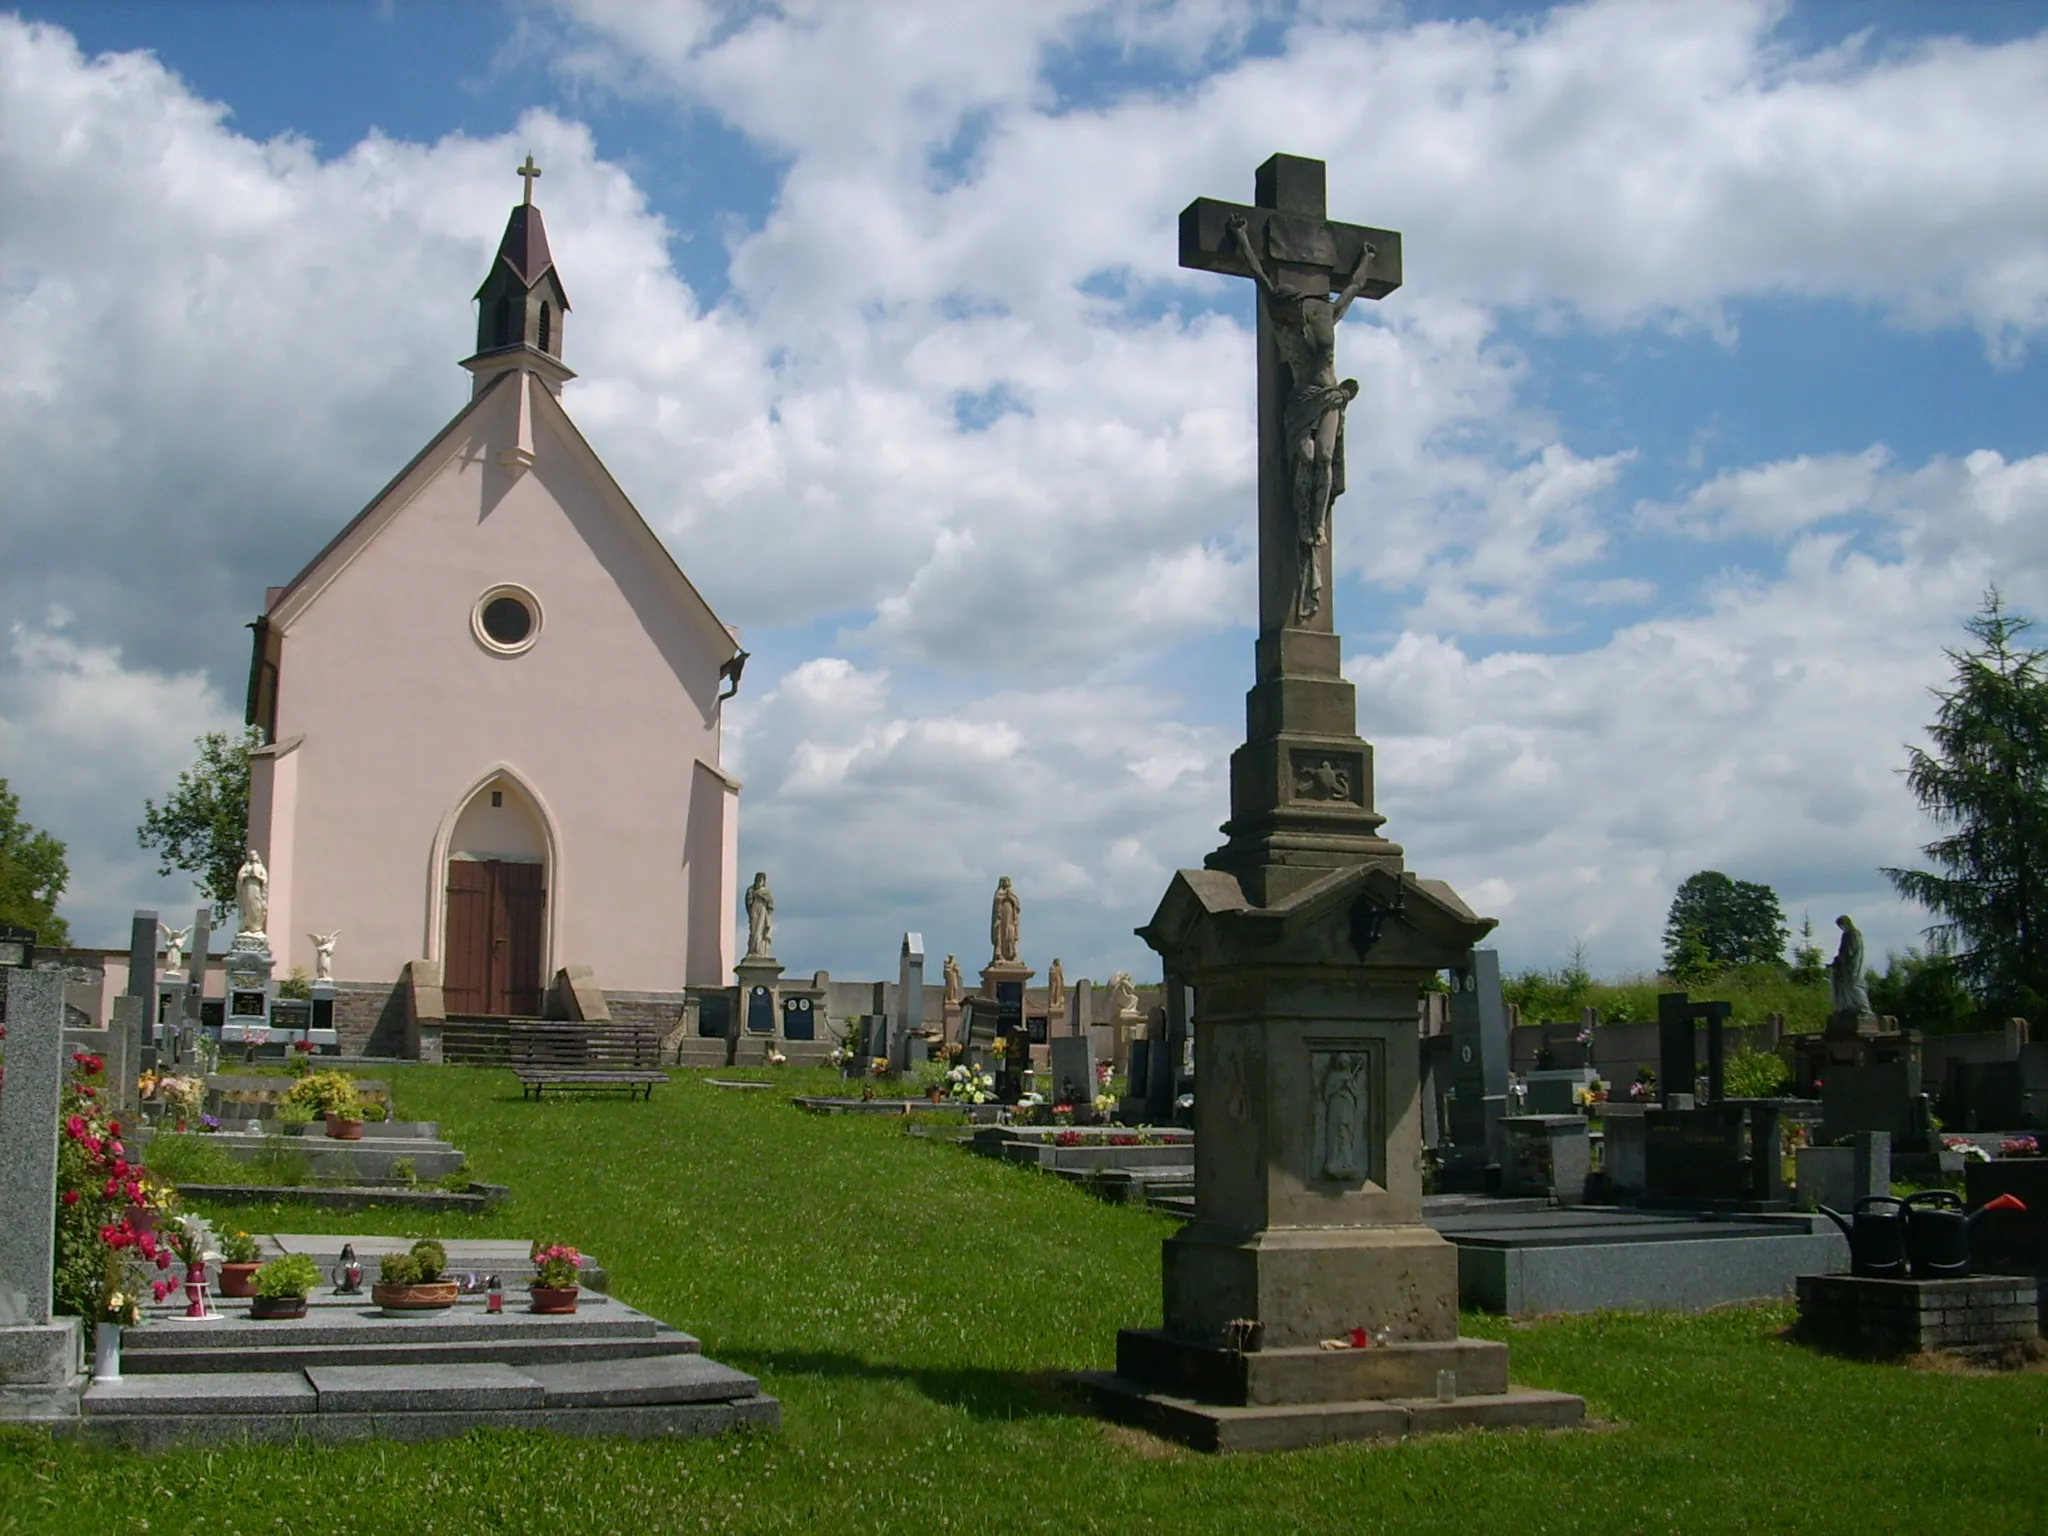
left=1086, top=155, right=1581, bottom=1452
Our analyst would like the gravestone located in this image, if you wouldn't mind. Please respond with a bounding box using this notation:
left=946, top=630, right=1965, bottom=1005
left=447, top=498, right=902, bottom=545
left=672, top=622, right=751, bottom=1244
left=1439, top=948, right=1509, bottom=1188
left=1069, top=977, right=1092, bottom=1037
left=1499, top=1115, right=1590, bottom=1204
left=1049, top=1034, right=1098, bottom=1108
left=0, top=968, right=83, bottom=1421
left=733, top=948, right=785, bottom=1067
left=1643, top=1101, right=1787, bottom=1206
left=781, top=995, right=816, bottom=1041
left=125, top=909, right=158, bottom=1069
left=695, top=992, right=731, bottom=1038
left=1821, top=1062, right=1935, bottom=1152
left=1796, top=1130, right=1890, bottom=1214
left=1089, top=154, right=1580, bottom=1452
left=179, top=907, right=211, bottom=1053
left=896, top=933, right=924, bottom=1051
left=1659, top=992, right=1732, bottom=1104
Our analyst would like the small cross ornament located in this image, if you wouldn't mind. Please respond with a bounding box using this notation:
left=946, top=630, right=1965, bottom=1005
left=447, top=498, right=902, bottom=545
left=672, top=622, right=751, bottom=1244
left=516, top=154, right=542, bottom=204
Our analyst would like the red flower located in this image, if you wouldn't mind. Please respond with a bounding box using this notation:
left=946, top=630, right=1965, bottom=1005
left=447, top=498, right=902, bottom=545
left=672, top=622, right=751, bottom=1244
left=61, top=1190, right=79, bottom=1206
left=102, top=1178, right=119, bottom=1200
left=99, top=1224, right=118, bottom=1244
left=151, top=1281, right=169, bottom=1301
left=110, top=1143, right=124, bottom=1160
left=65, top=1115, right=86, bottom=1139
left=108, top=1121, right=121, bottom=1137
left=155, top=1253, right=170, bottom=1270
left=137, top=1234, right=157, bottom=1259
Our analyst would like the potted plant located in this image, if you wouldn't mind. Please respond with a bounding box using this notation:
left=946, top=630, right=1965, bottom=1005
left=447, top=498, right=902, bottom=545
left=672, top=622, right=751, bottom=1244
left=216, top=1229, right=264, bottom=1297
left=250, top=1253, right=321, bottom=1319
left=913, top=1058, right=948, bottom=1103
left=323, top=1083, right=366, bottom=1141
left=371, top=1239, right=458, bottom=1311
left=528, top=1240, right=583, bottom=1314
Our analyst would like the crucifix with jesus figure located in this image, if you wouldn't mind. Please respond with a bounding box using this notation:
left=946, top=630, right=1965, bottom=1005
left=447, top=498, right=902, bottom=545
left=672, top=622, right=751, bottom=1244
left=1179, top=154, right=1401, bottom=631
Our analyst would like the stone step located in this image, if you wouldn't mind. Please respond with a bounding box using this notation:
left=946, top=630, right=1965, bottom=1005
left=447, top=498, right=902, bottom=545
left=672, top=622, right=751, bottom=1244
left=121, top=1301, right=664, bottom=1359
left=88, top=1354, right=758, bottom=1415
left=121, top=1326, right=700, bottom=1376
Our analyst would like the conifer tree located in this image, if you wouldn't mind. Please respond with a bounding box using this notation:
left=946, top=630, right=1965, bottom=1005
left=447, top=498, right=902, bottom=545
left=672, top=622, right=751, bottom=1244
left=1885, top=589, right=2048, bottom=1017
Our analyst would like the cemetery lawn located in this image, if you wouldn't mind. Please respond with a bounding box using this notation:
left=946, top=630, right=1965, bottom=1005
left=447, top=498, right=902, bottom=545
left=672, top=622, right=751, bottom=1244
left=6, top=1071, right=2046, bottom=1535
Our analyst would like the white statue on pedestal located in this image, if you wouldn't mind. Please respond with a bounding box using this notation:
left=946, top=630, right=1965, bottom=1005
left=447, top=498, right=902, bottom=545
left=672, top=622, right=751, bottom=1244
left=942, top=954, right=963, bottom=1007
left=160, top=923, right=191, bottom=978
left=309, top=931, right=340, bottom=983
left=234, top=848, right=270, bottom=947
left=1109, top=972, right=1141, bottom=1020
left=989, top=875, right=1021, bottom=965
left=745, top=872, right=775, bottom=958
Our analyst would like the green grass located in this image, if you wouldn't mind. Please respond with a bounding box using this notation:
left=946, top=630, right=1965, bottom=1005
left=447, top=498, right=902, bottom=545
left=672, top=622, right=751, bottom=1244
left=6, top=1067, right=2045, bottom=1535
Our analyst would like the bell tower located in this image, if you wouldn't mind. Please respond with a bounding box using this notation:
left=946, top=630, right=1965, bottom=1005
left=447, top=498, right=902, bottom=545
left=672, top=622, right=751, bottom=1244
left=463, top=155, right=575, bottom=398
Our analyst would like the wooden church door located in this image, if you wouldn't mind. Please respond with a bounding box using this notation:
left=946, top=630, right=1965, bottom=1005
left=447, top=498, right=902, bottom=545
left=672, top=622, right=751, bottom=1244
left=444, top=859, right=546, bottom=1016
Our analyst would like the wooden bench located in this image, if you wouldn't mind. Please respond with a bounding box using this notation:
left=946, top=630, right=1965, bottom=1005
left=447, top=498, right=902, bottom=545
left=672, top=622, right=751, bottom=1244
left=508, top=1022, right=666, bottom=1100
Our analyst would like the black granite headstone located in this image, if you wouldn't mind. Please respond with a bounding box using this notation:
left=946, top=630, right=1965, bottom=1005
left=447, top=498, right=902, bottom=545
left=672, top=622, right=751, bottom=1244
left=746, top=984, right=774, bottom=1034
left=782, top=996, right=816, bottom=1040
left=697, top=992, right=731, bottom=1037
left=1026, top=1014, right=1049, bottom=1044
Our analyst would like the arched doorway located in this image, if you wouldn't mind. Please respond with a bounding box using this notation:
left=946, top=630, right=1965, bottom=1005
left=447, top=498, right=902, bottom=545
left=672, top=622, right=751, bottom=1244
left=442, top=774, right=548, bottom=1016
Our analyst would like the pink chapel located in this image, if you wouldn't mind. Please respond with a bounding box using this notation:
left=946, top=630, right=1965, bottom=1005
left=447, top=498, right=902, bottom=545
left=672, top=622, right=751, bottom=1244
left=242, top=166, right=745, bottom=1027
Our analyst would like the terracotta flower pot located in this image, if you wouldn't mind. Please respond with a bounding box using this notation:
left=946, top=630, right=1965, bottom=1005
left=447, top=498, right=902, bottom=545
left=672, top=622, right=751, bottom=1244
left=371, top=1281, right=459, bottom=1312
left=529, top=1285, right=580, bottom=1315
left=216, top=1262, right=262, bottom=1298
left=249, top=1294, right=308, bottom=1320
left=325, top=1116, right=365, bottom=1141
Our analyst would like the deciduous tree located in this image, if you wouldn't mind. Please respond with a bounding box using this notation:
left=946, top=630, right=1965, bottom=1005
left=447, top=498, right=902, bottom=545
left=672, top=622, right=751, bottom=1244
left=137, top=727, right=261, bottom=920
left=1661, top=870, right=1787, bottom=980
left=0, top=779, right=69, bottom=944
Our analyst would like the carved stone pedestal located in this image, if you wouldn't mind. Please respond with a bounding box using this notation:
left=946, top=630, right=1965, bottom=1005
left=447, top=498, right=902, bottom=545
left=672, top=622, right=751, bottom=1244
left=732, top=955, right=784, bottom=1068
left=1087, top=859, right=1583, bottom=1453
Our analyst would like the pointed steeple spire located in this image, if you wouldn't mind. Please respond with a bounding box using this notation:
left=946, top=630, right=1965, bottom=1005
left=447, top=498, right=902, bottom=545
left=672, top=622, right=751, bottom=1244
left=463, top=155, right=576, bottom=398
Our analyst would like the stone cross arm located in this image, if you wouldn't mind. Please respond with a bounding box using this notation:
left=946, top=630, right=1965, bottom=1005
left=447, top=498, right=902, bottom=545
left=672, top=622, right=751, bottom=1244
left=1179, top=197, right=1402, bottom=300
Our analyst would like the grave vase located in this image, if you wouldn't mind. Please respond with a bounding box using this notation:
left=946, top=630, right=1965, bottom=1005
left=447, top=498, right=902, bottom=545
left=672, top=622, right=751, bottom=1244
left=92, top=1321, right=122, bottom=1382
left=184, top=1261, right=208, bottom=1318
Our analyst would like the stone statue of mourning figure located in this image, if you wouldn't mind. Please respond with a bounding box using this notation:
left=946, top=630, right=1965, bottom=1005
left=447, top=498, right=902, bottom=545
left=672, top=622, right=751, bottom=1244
left=744, top=872, right=775, bottom=959
left=1829, top=913, right=1874, bottom=1028
left=989, top=876, right=1021, bottom=966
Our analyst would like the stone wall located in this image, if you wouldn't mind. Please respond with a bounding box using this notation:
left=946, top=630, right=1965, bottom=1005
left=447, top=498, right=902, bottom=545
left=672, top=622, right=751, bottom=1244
left=332, top=981, right=407, bottom=1057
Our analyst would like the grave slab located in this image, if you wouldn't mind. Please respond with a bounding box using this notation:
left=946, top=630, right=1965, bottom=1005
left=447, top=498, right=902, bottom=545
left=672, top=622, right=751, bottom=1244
left=307, top=1362, right=544, bottom=1412
left=84, top=1371, right=317, bottom=1416
left=523, top=1354, right=760, bottom=1407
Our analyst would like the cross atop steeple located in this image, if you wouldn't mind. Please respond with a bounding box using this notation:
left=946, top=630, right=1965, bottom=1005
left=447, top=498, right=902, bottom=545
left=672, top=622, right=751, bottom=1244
left=517, top=154, right=542, bottom=205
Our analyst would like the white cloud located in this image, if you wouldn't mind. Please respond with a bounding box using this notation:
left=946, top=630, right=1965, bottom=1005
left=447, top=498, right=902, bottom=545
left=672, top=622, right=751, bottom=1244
left=0, top=618, right=239, bottom=943
left=8, top=3, right=2048, bottom=982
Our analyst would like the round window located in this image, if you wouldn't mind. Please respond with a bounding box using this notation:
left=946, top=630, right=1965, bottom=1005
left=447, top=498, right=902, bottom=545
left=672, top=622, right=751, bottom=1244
left=472, top=585, right=542, bottom=655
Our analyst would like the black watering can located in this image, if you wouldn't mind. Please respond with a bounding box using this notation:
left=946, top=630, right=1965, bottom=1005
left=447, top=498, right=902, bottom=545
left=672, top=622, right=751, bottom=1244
left=1817, top=1195, right=1910, bottom=1279
left=1902, top=1190, right=2029, bottom=1280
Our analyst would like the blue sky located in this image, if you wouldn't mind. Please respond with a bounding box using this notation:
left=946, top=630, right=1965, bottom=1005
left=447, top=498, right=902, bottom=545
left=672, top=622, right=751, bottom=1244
left=5, top=1, right=2047, bottom=985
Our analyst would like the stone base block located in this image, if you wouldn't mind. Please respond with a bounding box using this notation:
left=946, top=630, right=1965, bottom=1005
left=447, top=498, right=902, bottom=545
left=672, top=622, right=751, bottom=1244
left=0, top=1320, right=82, bottom=1388
left=1163, top=1223, right=1458, bottom=1348
left=1116, top=1328, right=1507, bottom=1406
left=1082, top=1372, right=1583, bottom=1454
left=0, top=1375, right=85, bottom=1423
left=1796, top=1273, right=2042, bottom=1356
